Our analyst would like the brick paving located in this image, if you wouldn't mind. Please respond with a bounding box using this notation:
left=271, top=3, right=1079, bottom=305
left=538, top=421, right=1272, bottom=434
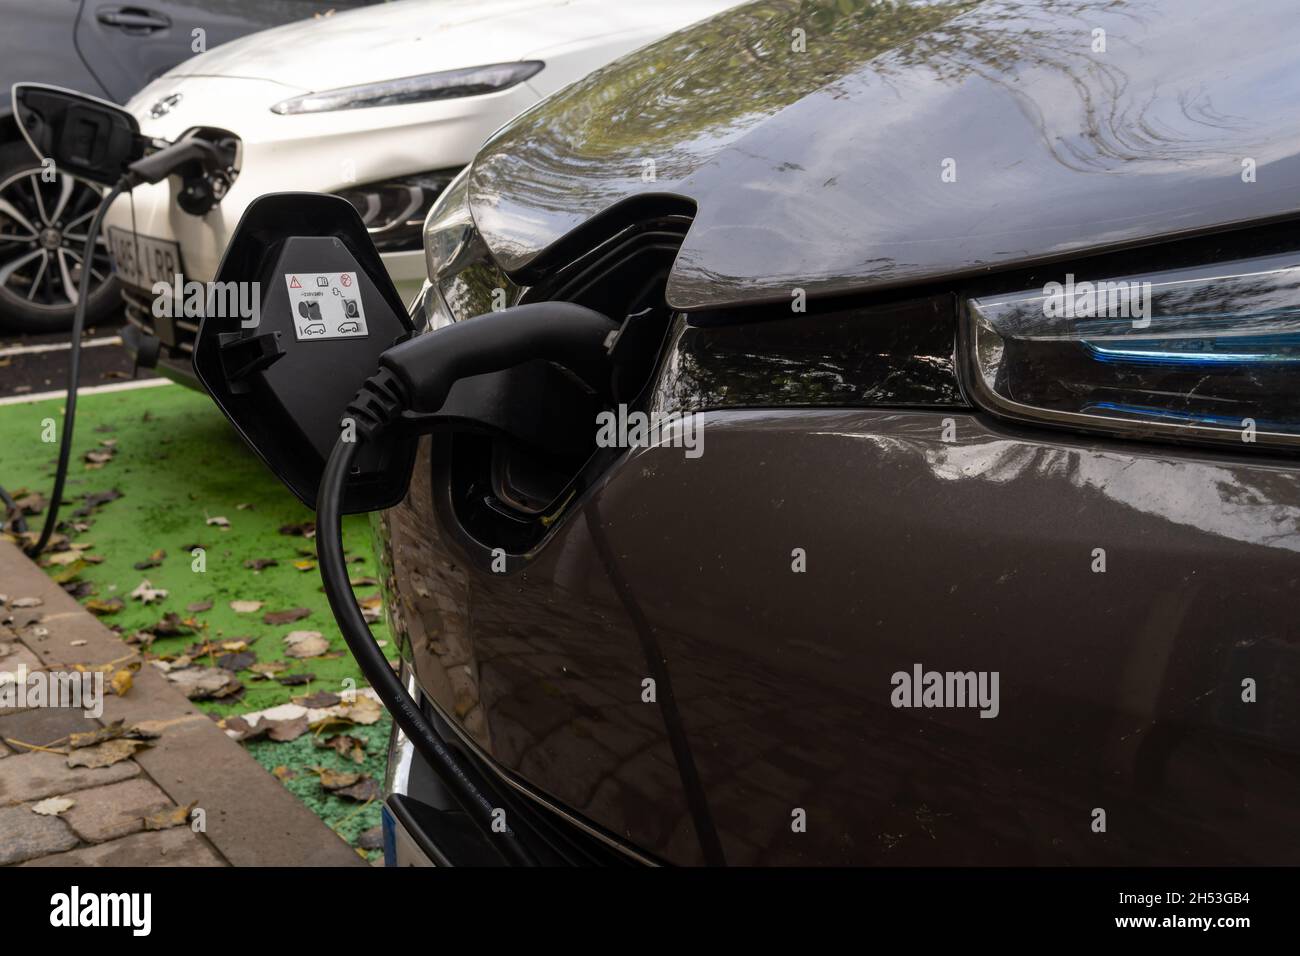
left=0, top=539, right=367, bottom=867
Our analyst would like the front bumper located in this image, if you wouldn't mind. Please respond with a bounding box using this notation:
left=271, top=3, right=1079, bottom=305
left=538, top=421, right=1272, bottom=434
left=382, top=667, right=651, bottom=867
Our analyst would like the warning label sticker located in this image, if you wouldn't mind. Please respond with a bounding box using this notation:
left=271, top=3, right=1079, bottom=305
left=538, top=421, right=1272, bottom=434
left=283, top=272, right=369, bottom=341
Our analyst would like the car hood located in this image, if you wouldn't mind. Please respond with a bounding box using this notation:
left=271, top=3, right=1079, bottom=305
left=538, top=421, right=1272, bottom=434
left=164, top=0, right=594, bottom=92
left=469, top=0, right=1300, bottom=311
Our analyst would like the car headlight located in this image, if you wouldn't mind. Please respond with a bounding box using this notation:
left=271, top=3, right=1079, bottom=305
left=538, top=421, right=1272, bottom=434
left=966, top=250, right=1300, bottom=448
left=422, top=165, right=475, bottom=283
left=419, top=165, right=519, bottom=330
left=270, top=62, right=544, bottom=115
left=337, top=170, right=460, bottom=252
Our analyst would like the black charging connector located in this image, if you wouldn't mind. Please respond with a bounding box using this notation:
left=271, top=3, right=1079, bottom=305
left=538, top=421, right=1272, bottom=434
left=314, top=302, right=619, bottom=867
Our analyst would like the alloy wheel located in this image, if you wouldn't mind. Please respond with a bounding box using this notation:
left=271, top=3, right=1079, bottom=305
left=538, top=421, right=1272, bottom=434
left=0, top=167, right=113, bottom=310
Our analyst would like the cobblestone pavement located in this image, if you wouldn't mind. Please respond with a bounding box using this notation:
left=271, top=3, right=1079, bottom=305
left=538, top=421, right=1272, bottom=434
left=0, top=539, right=366, bottom=867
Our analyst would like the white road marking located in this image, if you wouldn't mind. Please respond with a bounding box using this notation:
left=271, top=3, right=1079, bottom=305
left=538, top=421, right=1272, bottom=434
left=0, top=335, right=123, bottom=358
left=0, top=377, right=173, bottom=406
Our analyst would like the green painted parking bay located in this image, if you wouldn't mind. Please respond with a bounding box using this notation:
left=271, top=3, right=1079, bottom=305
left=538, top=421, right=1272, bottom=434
left=0, top=381, right=394, bottom=855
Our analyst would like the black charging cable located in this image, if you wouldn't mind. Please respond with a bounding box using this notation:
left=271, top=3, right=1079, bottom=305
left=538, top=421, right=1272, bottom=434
left=314, top=303, right=619, bottom=867
left=15, top=177, right=130, bottom=557
left=5, top=134, right=233, bottom=553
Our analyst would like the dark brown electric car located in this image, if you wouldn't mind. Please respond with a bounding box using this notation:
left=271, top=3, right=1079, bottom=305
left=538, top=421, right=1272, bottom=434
left=193, top=0, right=1300, bottom=865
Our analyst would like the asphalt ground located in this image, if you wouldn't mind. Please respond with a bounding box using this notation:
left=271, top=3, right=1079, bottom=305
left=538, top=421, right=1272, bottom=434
left=0, top=331, right=394, bottom=856
left=0, top=319, right=155, bottom=400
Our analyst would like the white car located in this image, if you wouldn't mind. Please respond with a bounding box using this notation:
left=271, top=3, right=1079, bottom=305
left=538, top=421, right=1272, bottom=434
left=103, top=0, right=738, bottom=385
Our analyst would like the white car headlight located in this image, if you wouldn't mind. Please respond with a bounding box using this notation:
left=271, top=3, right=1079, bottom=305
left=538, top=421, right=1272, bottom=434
left=270, top=61, right=544, bottom=114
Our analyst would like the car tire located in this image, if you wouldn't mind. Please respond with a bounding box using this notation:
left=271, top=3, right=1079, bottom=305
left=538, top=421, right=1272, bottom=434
left=0, top=140, right=120, bottom=334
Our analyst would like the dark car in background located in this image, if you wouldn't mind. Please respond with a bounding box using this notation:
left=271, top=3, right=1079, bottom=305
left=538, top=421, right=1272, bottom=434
left=0, top=0, right=378, bottom=332
left=372, top=0, right=1300, bottom=865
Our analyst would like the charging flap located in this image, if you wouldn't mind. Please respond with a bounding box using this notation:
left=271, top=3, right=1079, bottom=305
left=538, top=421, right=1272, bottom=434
left=192, top=193, right=418, bottom=512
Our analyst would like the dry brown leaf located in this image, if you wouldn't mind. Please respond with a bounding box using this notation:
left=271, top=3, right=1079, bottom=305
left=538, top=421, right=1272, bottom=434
left=142, top=801, right=196, bottom=831
left=66, top=738, right=150, bottom=768
left=263, top=607, right=310, bottom=626
left=266, top=715, right=309, bottom=742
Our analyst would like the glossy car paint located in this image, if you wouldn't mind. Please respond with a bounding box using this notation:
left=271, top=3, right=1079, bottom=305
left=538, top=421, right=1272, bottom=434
left=469, top=0, right=1300, bottom=310
left=380, top=0, right=1300, bottom=864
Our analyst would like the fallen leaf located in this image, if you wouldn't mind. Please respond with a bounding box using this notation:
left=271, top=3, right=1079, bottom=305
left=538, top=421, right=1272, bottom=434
left=124, top=631, right=155, bottom=648
left=310, top=694, right=383, bottom=733
left=133, top=549, right=167, bottom=570
left=316, top=768, right=361, bottom=790
left=266, top=715, right=309, bottom=742
left=83, top=448, right=114, bottom=468
left=297, top=691, right=340, bottom=708
left=10, top=596, right=42, bottom=608
left=109, top=668, right=134, bottom=696
left=164, top=667, right=243, bottom=700
left=129, top=579, right=168, bottom=605
left=43, top=550, right=83, bottom=567
left=62, top=581, right=95, bottom=599
left=292, top=560, right=316, bottom=572
left=338, top=695, right=382, bottom=726
left=271, top=765, right=297, bottom=781
left=283, top=630, right=328, bottom=659
left=206, top=515, right=230, bottom=528
left=263, top=607, right=310, bottom=626
left=32, top=797, right=75, bottom=816
left=243, top=558, right=277, bottom=571
left=186, top=601, right=213, bottom=613
left=349, top=576, right=377, bottom=587
left=68, top=720, right=155, bottom=749
left=50, top=562, right=89, bottom=583
left=357, top=825, right=383, bottom=850
left=143, top=801, right=196, bottom=831
left=216, top=650, right=256, bottom=672
left=229, top=600, right=263, bottom=614
left=274, top=673, right=314, bottom=686
left=279, top=521, right=315, bottom=537
left=335, top=777, right=380, bottom=803
left=13, top=491, right=47, bottom=515
left=324, top=734, right=367, bottom=764
left=85, top=598, right=124, bottom=616
left=71, top=489, right=121, bottom=518
left=67, top=738, right=150, bottom=768
left=220, top=716, right=267, bottom=742
left=248, top=661, right=288, bottom=678
left=152, top=612, right=194, bottom=637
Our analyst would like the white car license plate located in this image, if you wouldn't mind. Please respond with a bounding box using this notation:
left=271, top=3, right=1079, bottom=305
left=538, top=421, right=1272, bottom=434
left=108, top=227, right=184, bottom=290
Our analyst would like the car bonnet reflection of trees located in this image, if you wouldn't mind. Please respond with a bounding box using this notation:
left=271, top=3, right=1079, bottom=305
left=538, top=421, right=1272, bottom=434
left=467, top=0, right=1300, bottom=307
left=470, top=0, right=1194, bottom=221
